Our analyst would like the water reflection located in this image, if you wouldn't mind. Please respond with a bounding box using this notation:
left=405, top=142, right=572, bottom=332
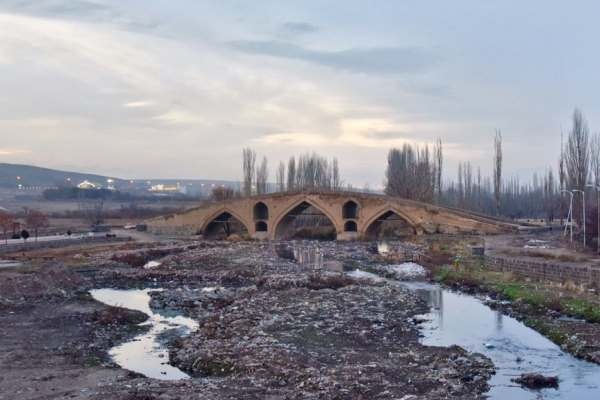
left=90, top=288, right=198, bottom=380
left=403, top=282, right=600, bottom=399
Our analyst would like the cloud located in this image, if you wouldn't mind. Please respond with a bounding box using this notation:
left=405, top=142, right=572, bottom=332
left=0, top=0, right=159, bottom=34
left=152, top=108, right=205, bottom=125
left=0, top=147, right=31, bottom=156
left=280, top=22, right=318, bottom=35
left=123, top=100, right=155, bottom=108
left=0, top=0, right=112, bottom=20
left=259, top=132, right=331, bottom=146
left=229, top=40, right=437, bottom=75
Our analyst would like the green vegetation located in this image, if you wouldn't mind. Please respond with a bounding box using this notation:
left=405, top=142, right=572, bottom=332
left=562, top=298, right=600, bottom=323
left=494, top=283, right=546, bottom=307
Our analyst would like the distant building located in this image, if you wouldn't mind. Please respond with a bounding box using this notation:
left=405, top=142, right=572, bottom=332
left=148, top=183, right=184, bottom=193
left=77, top=180, right=100, bottom=189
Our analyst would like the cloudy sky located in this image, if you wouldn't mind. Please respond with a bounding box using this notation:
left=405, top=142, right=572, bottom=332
left=1, top=1, right=599, bottom=186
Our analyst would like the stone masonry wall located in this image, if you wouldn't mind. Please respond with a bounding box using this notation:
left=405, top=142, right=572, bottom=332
left=482, top=255, right=600, bottom=288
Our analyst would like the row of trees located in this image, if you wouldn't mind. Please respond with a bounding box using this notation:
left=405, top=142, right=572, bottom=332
left=241, top=148, right=341, bottom=196
left=0, top=209, right=49, bottom=243
left=384, top=139, right=442, bottom=203
left=383, top=109, right=600, bottom=234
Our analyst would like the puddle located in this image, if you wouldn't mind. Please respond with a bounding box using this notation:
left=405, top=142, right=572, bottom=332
left=90, top=288, right=198, bottom=380
left=402, top=281, right=600, bottom=399
left=0, top=260, right=23, bottom=268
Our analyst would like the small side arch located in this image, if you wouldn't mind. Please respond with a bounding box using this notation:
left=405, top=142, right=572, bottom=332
left=255, top=221, right=268, bottom=232
left=344, top=220, right=358, bottom=232
left=253, top=202, right=269, bottom=220
left=342, top=200, right=359, bottom=219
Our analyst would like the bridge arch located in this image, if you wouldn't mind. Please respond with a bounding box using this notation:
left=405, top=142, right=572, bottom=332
left=201, top=207, right=252, bottom=239
left=271, top=197, right=341, bottom=240
left=344, top=220, right=358, bottom=232
left=362, top=207, right=418, bottom=239
left=255, top=221, right=268, bottom=232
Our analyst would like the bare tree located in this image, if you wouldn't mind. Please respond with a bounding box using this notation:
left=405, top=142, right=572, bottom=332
left=493, top=129, right=503, bottom=215
left=457, top=162, right=464, bottom=207
left=242, top=148, right=256, bottom=196
left=385, top=144, right=435, bottom=202
left=543, top=169, right=556, bottom=223
left=287, top=156, right=296, bottom=192
left=256, top=156, right=269, bottom=195
left=590, top=133, right=600, bottom=187
left=276, top=161, right=285, bottom=192
left=566, top=109, right=590, bottom=224
left=211, top=186, right=234, bottom=201
left=77, top=190, right=104, bottom=225
left=559, top=131, right=566, bottom=225
left=434, top=137, right=443, bottom=201
left=0, top=211, right=15, bottom=244
left=332, top=157, right=340, bottom=191
left=477, top=166, right=482, bottom=211
left=25, top=210, right=49, bottom=242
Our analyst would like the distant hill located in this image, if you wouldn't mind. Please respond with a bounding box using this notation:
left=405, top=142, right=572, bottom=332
left=0, top=163, right=239, bottom=195
left=0, top=163, right=124, bottom=188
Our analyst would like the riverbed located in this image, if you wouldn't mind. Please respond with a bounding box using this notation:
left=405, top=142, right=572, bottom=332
left=403, top=280, right=600, bottom=399
left=90, top=288, right=198, bottom=380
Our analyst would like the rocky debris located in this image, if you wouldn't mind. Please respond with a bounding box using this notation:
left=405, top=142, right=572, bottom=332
left=511, top=373, right=559, bottom=389
left=115, top=241, right=494, bottom=399
left=1, top=239, right=496, bottom=399
left=274, top=243, right=295, bottom=260
left=384, top=262, right=428, bottom=280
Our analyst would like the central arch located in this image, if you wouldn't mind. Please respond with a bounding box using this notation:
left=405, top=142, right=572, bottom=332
left=363, top=209, right=417, bottom=240
left=273, top=199, right=339, bottom=240
left=201, top=208, right=250, bottom=239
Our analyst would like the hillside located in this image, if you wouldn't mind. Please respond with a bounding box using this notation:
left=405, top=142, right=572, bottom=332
left=0, top=163, right=124, bottom=188
left=0, top=163, right=239, bottom=194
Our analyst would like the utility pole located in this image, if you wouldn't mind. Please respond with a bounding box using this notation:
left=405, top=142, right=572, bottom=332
left=587, top=184, right=600, bottom=254
left=573, top=189, right=586, bottom=248
left=561, top=190, right=574, bottom=243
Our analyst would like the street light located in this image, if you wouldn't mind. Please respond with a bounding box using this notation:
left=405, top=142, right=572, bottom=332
left=586, top=183, right=600, bottom=254
left=561, top=190, right=574, bottom=242
left=573, top=189, right=586, bottom=248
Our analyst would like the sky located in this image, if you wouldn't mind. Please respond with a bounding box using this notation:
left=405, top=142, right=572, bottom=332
left=1, top=0, right=600, bottom=187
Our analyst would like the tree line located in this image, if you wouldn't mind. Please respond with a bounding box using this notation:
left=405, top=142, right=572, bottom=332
left=383, top=108, right=600, bottom=236
left=240, top=148, right=341, bottom=197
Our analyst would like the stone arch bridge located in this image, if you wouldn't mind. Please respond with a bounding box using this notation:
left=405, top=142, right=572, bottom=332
left=146, top=191, right=516, bottom=240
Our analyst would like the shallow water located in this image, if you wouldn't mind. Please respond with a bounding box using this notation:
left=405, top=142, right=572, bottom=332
left=90, top=288, right=198, bottom=380
left=402, top=281, right=600, bottom=399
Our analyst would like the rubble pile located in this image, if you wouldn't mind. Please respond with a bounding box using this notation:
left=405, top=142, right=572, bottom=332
left=125, top=241, right=495, bottom=399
